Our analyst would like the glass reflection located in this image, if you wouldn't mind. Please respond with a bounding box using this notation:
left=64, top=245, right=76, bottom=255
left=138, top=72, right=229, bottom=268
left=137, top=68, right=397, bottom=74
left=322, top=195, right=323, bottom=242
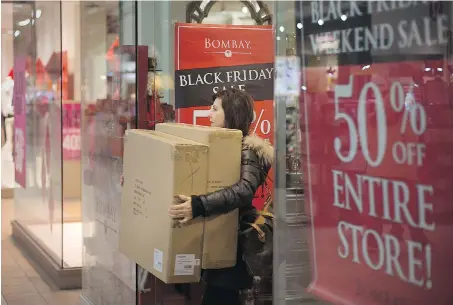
left=80, top=1, right=137, bottom=304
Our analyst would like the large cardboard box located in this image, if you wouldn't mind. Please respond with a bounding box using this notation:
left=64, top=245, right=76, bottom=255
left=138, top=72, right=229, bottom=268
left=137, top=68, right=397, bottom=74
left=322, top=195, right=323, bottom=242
left=119, top=129, right=208, bottom=284
left=156, top=123, right=242, bottom=269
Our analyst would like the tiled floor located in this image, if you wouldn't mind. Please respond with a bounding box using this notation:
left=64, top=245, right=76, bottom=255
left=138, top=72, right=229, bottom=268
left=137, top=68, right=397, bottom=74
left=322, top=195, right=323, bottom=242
left=1, top=199, right=82, bottom=305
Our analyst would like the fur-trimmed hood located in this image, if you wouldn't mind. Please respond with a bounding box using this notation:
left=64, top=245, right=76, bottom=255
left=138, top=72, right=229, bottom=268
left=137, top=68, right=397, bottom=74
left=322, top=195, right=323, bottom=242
left=243, top=134, right=274, bottom=169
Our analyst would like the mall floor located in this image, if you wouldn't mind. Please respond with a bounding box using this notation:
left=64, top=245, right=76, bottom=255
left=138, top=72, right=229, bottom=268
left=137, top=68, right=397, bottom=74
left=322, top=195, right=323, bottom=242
left=1, top=199, right=81, bottom=305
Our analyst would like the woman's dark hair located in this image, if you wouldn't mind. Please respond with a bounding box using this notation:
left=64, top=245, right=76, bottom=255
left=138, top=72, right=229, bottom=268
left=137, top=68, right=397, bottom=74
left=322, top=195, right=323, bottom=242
left=212, top=88, right=254, bottom=136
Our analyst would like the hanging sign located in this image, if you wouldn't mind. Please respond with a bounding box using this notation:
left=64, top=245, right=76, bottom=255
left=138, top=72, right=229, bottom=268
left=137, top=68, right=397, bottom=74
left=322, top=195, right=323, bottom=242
left=13, top=56, right=27, bottom=188
left=301, top=2, right=453, bottom=305
left=174, top=23, right=274, bottom=209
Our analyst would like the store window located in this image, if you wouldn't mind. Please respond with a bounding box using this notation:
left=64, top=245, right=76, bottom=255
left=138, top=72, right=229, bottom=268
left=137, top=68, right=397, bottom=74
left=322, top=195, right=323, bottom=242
left=7, top=0, right=85, bottom=289
left=10, top=0, right=67, bottom=270
left=275, top=1, right=453, bottom=305
left=80, top=1, right=137, bottom=305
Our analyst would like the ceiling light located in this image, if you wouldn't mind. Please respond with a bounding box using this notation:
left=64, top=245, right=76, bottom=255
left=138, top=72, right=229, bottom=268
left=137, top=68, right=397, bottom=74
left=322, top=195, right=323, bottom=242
left=297, top=23, right=303, bottom=29
left=242, top=6, right=248, bottom=14
left=301, top=86, right=307, bottom=91
left=362, top=65, right=370, bottom=70
left=14, top=30, right=20, bottom=37
left=279, top=26, right=285, bottom=32
left=424, top=68, right=431, bottom=72
left=276, top=36, right=281, bottom=41
left=437, top=68, right=443, bottom=72
left=18, top=19, right=31, bottom=26
left=341, top=15, right=347, bottom=21
left=318, top=19, right=324, bottom=26
left=36, top=9, right=42, bottom=18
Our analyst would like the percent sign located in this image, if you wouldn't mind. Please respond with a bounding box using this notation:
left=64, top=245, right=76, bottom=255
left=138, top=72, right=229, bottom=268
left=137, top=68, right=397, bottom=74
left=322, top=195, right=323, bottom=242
left=390, top=82, right=427, bottom=135
left=252, top=109, right=271, bottom=135
left=390, top=83, right=427, bottom=166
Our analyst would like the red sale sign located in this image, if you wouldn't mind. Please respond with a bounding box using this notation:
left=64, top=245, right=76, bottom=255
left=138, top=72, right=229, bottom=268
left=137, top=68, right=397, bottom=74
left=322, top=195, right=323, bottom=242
left=174, top=23, right=274, bottom=209
left=62, top=103, right=81, bottom=160
left=301, top=2, right=453, bottom=305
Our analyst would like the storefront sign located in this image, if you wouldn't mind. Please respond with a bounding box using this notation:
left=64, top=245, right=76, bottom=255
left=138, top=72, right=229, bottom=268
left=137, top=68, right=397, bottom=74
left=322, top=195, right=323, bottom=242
left=62, top=103, right=81, bottom=160
left=302, top=2, right=453, bottom=305
left=13, top=56, right=27, bottom=188
left=174, top=23, right=274, bottom=209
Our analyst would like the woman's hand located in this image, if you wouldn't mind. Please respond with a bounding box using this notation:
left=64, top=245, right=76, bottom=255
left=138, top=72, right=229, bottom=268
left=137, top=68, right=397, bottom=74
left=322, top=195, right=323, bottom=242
left=120, top=175, right=124, bottom=186
left=168, top=195, right=193, bottom=224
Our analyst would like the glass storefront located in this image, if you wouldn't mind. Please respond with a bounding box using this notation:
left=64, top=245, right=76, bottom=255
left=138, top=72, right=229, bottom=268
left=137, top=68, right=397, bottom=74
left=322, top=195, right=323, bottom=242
left=80, top=2, right=137, bottom=304
left=5, top=0, right=452, bottom=305
left=281, top=2, right=453, bottom=305
left=6, top=0, right=83, bottom=289
left=78, top=1, right=453, bottom=305
left=274, top=3, right=307, bottom=304
left=9, top=0, right=64, bottom=262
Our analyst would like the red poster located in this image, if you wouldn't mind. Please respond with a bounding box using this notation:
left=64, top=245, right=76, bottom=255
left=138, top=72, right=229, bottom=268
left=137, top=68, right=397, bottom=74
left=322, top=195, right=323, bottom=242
left=13, top=57, right=27, bottom=188
left=302, top=2, right=453, bottom=305
left=174, top=23, right=274, bottom=209
left=62, top=103, right=81, bottom=160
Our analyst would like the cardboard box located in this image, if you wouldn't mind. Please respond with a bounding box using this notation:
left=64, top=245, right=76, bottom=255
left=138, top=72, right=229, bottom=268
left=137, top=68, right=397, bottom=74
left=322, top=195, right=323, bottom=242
left=156, top=123, right=242, bottom=269
left=119, top=129, right=208, bottom=283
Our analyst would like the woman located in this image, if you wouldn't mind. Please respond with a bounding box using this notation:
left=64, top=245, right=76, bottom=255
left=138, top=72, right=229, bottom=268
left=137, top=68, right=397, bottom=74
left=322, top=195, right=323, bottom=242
left=168, top=88, right=274, bottom=305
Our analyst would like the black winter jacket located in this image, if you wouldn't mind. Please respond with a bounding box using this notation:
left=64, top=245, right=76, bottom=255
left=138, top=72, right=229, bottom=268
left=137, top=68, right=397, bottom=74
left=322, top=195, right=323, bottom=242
left=191, top=134, right=274, bottom=291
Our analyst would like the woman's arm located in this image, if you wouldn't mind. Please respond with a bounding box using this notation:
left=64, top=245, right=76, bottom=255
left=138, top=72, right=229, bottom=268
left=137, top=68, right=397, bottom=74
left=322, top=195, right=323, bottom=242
left=191, top=149, right=265, bottom=218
